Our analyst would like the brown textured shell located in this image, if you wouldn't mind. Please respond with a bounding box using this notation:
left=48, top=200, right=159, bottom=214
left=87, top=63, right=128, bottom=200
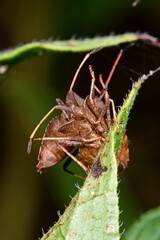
left=37, top=90, right=129, bottom=174
left=79, top=132, right=129, bottom=171
left=79, top=147, right=99, bottom=169
left=29, top=48, right=130, bottom=177
left=37, top=115, right=72, bottom=173
left=37, top=91, right=106, bottom=173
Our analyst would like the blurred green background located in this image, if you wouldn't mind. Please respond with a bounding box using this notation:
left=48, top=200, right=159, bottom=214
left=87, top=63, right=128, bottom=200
left=0, top=0, right=160, bottom=239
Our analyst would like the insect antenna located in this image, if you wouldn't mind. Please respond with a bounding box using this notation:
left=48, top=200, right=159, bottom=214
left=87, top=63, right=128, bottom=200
left=105, top=49, right=123, bottom=89
left=105, top=43, right=136, bottom=89
left=69, top=47, right=103, bottom=93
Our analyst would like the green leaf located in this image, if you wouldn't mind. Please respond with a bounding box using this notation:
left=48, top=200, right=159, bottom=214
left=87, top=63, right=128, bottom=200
left=1, top=32, right=159, bottom=78
left=39, top=66, right=160, bottom=239
left=0, top=33, right=138, bottom=76
left=123, top=206, right=160, bottom=240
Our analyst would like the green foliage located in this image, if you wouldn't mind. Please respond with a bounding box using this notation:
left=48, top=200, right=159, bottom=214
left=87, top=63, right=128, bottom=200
left=123, top=206, right=160, bottom=240
left=0, top=33, right=138, bottom=76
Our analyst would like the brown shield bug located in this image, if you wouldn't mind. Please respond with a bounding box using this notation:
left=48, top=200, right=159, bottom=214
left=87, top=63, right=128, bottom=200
left=27, top=47, right=129, bottom=179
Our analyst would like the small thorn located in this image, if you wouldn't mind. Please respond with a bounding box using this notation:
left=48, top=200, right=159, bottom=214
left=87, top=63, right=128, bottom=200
left=57, top=210, right=61, bottom=218
left=27, top=139, right=32, bottom=154
left=120, top=228, right=126, bottom=236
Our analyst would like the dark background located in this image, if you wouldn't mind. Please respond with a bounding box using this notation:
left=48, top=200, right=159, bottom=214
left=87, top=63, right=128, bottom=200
left=0, top=0, right=160, bottom=239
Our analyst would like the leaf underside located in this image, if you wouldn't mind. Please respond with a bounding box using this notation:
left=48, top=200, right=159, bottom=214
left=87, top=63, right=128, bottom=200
left=40, top=68, right=160, bottom=240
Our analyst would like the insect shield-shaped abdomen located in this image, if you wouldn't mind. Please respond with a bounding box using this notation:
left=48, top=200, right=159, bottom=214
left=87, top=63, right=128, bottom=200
left=37, top=115, right=73, bottom=173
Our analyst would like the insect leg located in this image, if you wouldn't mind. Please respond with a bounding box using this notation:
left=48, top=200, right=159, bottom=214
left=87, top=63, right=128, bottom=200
left=94, top=85, right=101, bottom=94
left=99, top=73, right=119, bottom=131
left=56, top=98, right=70, bottom=120
left=99, top=74, right=119, bottom=130
left=34, top=136, right=85, bottom=145
left=57, top=144, right=89, bottom=173
left=83, top=136, right=109, bottom=143
left=34, top=136, right=108, bottom=143
left=88, top=65, right=96, bottom=104
left=82, top=66, right=101, bottom=123
left=84, top=66, right=109, bottom=126
left=110, top=99, right=120, bottom=132
left=69, top=47, right=103, bottom=92
left=99, top=74, right=111, bottom=129
left=63, top=158, right=86, bottom=180
left=84, top=72, right=111, bottom=128
left=27, top=105, right=73, bottom=154
left=83, top=97, right=106, bottom=127
left=34, top=136, right=109, bottom=144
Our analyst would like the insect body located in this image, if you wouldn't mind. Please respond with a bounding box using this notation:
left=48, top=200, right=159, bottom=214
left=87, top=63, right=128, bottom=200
left=28, top=48, right=129, bottom=177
